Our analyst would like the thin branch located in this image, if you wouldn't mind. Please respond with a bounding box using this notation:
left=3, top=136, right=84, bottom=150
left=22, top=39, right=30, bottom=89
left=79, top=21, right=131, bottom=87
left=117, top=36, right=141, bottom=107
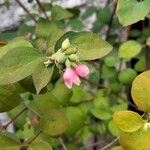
left=100, top=137, right=119, bottom=150
left=16, top=0, right=37, bottom=23
left=105, top=0, right=117, bottom=40
left=35, top=0, right=49, bottom=20
left=25, top=131, right=42, bottom=145
left=59, top=137, right=68, bottom=150
left=0, top=40, right=8, bottom=45
left=81, top=140, right=104, bottom=150
left=82, top=78, right=107, bottom=89
left=3, top=107, right=27, bottom=129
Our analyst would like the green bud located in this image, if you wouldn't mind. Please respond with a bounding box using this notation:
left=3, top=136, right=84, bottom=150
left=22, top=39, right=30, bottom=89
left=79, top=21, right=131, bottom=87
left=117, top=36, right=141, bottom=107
left=61, top=38, right=70, bottom=51
left=70, top=62, right=77, bottom=67
left=65, top=59, right=71, bottom=68
left=65, top=47, right=78, bottom=55
left=69, top=54, right=79, bottom=62
left=55, top=53, right=66, bottom=64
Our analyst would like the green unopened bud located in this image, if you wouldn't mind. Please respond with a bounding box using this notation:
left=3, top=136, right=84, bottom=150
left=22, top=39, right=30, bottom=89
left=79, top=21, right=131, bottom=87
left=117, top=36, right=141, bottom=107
left=65, top=59, right=71, bottom=68
left=55, top=53, right=66, bottom=64
left=65, top=47, right=78, bottom=55
left=69, top=54, right=79, bottom=62
left=70, top=62, right=77, bottom=67
left=61, top=38, right=70, bottom=51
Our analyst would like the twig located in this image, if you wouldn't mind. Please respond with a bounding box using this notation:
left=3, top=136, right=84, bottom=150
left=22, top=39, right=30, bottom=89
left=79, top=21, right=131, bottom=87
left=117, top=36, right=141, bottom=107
left=35, top=0, right=49, bottom=20
left=0, top=40, right=8, bottom=45
left=15, top=0, right=37, bottom=23
left=82, top=78, right=107, bottom=89
left=22, top=102, right=41, bottom=118
left=81, top=140, right=105, bottom=150
left=59, top=137, right=67, bottom=150
left=105, top=0, right=117, bottom=40
left=3, top=107, right=27, bottom=129
left=99, top=137, right=119, bottom=150
left=25, top=131, right=42, bottom=145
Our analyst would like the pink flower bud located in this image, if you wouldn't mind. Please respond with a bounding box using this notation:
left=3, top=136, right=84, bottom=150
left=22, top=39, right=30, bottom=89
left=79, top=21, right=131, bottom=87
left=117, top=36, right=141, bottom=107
left=63, top=68, right=80, bottom=89
left=75, top=64, right=89, bottom=77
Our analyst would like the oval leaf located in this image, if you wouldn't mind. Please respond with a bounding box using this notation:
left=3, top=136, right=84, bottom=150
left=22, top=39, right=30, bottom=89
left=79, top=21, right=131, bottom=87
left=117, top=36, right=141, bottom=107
left=28, top=139, right=53, bottom=150
left=30, top=92, right=59, bottom=116
left=55, top=32, right=112, bottom=60
left=0, top=85, right=21, bottom=112
left=119, top=40, right=141, bottom=59
left=33, top=62, right=54, bottom=94
left=39, top=109, right=68, bottom=137
left=131, top=70, right=150, bottom=112
left=0, top=133, right=20, bottom=149
left=117, top=0, right=150, bottom=26
left=0, top=47, right=44, bottom=85
left=113, top=110, right=144, bottom=132
left=120, top=128, right=150, bottom=150
left=64, top=107, right=85, bottom=136
left=0, top=37, right=32, bottom=59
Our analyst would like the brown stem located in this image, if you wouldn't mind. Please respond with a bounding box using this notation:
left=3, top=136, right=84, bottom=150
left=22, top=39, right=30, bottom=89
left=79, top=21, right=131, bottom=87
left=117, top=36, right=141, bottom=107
left=35, top=0, right=49, bottom=20
left=0, top=40, right=8, bottom=45
left=100, top=137, right=119, bottom=150
left=15, top=0, right=37, bottom=23
left=81, top=140, right=104, bottom=150
left=3, top=107, right=27, bottom=129
left=25, top=131, right=42, bottom=145
left=59, top=137, right=67, bottom=150
left=82, top=78, right=107, bottom=89
left=105, top=0, right=117, bottom=40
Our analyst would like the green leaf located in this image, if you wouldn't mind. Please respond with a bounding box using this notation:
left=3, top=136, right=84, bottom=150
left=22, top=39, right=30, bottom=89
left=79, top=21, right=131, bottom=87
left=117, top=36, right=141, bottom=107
left=113, top=110, right=144, bottom=132
left=33, top=62, right=54, bottom=94
left=30, top=92, right=59, bottom=116
left=55, top=32, right=113, bottom=60
left=135, top=56, right=146, bottom=72
left=68, top=19, right=84, bottom=30
left=117, top=0, right=150, bottom=26
left=28, top=139, right=53, bottom=150
left=47, top=28, right=64, bottom=51
left=111, top=146, right=124, bottom=150
left=81, top=6, right=97, bottom=19
left=8, top=104, right=27, bottom=128
left=104, top=56, right=119, bottom=67
left=0, top=37, right=32, bottom=59
left=70, top=86, right=92, bottom=103
left=0, top=85, right=21, bottom=112
left=131, top=70, right=150, bottom=112
left=118, top=68, right=137, bottom=85
left=91, top=108, right=111, bottom=120
left=64, top=107, right=85, bottom=135
left=0, top=47, right=44, bottom=85
left=146, top=36, right=150, bottom=46
left=35, top=19, right=63, bottom=39
left=108, top=120, right=121, bottom=137
left=51, top=83, right=73, bottom=106
left=39, top=109, right=68, bottom=137
left=52, top=5, right=73, bottom=21
left=119, top=40, right=142, bottom=59
left=0, top=133, right=20, bottom=150
left=120, top=128, right=150, bottom=150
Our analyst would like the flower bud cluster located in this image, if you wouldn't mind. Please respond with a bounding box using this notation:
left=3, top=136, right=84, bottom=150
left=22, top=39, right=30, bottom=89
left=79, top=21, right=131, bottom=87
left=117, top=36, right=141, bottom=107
left=44, top=38, right=89, bottom=88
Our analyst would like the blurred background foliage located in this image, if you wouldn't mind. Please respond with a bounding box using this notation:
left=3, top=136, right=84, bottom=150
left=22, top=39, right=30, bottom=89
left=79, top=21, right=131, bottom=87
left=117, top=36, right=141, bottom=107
left=0, top=0, right=150, bottom=150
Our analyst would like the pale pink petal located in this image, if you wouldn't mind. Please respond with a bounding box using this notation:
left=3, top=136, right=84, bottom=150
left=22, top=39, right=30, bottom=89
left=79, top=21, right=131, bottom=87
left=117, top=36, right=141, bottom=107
left=63, top=68, right=77, bottom=88
left=73, top=75, right=81, bottom=86
left=64, top=80, right=73, bottom=89
left=75, top=64, right=89, bottom=77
